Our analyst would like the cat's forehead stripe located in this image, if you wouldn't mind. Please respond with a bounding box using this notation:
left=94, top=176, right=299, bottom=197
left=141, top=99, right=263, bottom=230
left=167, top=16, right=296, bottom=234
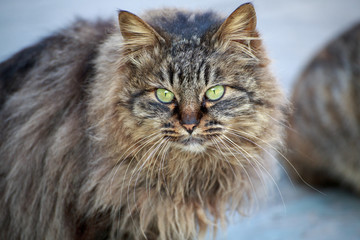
left=166, top=61, right=211, bottom=88
left=203, top=63, right=210, bottom=86
left=167, top=63, right=174, bottom=85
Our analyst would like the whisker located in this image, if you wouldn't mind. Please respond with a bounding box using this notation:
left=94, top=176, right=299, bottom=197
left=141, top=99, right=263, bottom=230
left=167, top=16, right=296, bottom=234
left=221, top=134, right=286, bottom=212
left=263, top=112, right=296, bottom=133
left=127, top=137, right=162, bottom=197
left=216, top=137, right=261, bottom=207
left=111, top=132, right=162, bottom=233
left=110, top=132, right=160, bottom=194
left=140, top=138, right=169, bottom=233
left=226, top=127, right=325, bottom=195
left=158, top=140, right=171, bottom=198
left=114, top=132, right=161, bottom=201
left=127, top=137, right=165, bottom=234
left=212, top=136, right=260, bottom=209
left=116, top=133, right=163, bottom=235
left=211, top=137, right=237, bottom=177
left=221, top=135, right=267, bottom=191
left=145, top=138, right=169, bottom=196
left=227, top=128, right=293, bottom=183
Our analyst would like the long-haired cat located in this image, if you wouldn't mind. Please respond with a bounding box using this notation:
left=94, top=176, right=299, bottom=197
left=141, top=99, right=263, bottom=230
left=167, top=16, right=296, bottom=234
left=286, top=23, right=360, bottom=193
left=0, top=3, right=286, bottom=239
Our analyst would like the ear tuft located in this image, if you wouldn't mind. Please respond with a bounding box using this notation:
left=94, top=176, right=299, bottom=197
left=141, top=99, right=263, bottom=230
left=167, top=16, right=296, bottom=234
left=118, top=10, right=165, bottom=52
left=212, top=3, right=259, bottom=54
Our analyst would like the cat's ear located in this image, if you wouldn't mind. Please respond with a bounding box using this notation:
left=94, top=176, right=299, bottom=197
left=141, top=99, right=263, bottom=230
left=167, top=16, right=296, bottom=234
left=118, top=10, right=165, bottom=52
left=212, top=3, right=259, bottom=52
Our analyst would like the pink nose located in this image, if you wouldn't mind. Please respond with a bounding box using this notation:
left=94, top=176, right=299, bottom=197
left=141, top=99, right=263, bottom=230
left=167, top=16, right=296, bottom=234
left=182, top=123, right=197, bottom=134
left=180, top=106, right=201, bottom=134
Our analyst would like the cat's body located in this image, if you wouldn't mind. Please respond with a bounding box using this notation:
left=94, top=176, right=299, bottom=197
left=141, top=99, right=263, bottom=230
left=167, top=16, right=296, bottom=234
left=286, top=23, right=360, bottom=193
left=0, top=4, right=286, bottom=239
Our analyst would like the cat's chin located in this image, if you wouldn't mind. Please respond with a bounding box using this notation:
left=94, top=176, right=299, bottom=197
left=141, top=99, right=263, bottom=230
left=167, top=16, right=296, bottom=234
left=182, top=142, right=206, bottom=153
left=176, top=137, right=207, bottom=153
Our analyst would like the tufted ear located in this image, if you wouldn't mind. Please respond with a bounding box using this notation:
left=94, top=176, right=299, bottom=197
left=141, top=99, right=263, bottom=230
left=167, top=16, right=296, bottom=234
left=212, top=3, right=259, bottom=54
left=118, top=10, right=165, bottom=53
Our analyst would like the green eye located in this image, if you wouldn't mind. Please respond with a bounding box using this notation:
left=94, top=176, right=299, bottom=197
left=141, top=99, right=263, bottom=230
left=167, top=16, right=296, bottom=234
left=156, top=88, right=175, bottom=103
left=205, top=85, right=225, bottom=101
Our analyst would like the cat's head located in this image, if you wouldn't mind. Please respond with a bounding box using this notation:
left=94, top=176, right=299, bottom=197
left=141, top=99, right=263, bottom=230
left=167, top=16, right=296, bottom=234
left=111, top=3, right=281, bottom=154
left=91, top=3, right=284, bottom=159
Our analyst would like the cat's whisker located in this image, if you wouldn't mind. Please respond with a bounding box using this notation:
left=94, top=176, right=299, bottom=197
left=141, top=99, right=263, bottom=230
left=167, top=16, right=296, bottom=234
left=213, top=136, right=260, bottom=209
left=119, top=133, right=162, bottom=191
left=133, top=138, right=166, bottom=192
left=114, top=132, right=161, bottom=200
left=115, top=132, right=162, bottom=232
left=263, top=112, right=296, bottom=133
left=158, top=140, right=171, bottom=198
left=221, top=134, right=286, bottom=212
left=117, top=133, right=163, bottom=234
left=145, top=138, right=169, bottom=197
left=210, top=137, right=237, bottom=177
left=226, top=127, right=291, bottom=179
left=139, top=138, right=169, bottom=235
left=126, top=136, right=165, bottom=233
left=213, top=137, right=259, bottom=209
left=221, top=135, right=267, bottom=193
left=226, top=127, right=325, bottom=195
left=144, top=139, right=171, bottom=227
left=110, top=131, right=160, bottom=196
left=118, top=141, right=159, bottom=233
left=226, top=129, right=290, bottom=190
left=211, top=136, right=256, bottom=208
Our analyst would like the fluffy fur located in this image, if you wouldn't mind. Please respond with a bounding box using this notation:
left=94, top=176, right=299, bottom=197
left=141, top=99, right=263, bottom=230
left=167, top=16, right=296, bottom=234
left=0, top=3, right=286, bottom=239
left=285, top=23, right=360, bottom=193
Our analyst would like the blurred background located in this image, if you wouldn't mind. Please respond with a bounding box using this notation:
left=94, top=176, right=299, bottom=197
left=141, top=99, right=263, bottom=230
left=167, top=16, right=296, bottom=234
left=1, top=0, right=360, bottom=239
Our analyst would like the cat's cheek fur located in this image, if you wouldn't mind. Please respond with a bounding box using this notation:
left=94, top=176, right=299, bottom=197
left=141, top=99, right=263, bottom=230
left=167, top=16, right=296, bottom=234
left=132, top=99, right=171, bottom=120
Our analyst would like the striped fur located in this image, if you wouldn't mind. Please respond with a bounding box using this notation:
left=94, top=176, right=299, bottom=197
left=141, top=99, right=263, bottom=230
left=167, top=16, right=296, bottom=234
left=0, top=3, right=286, bottom=239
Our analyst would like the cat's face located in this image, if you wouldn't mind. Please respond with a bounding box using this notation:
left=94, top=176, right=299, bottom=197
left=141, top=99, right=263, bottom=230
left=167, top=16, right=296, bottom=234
left=117, top=5, right=267, bottom=153
left=128, top=42, right=259, bottom=153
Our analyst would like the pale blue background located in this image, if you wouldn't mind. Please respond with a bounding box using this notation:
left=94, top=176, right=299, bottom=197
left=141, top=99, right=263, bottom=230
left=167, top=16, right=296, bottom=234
left=1, top=0, right=360, bottom=239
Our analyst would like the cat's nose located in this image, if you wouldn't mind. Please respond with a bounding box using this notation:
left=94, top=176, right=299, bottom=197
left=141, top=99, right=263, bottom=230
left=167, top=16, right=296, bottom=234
left=182, top=123, right=197, bottom=134
left=180, top=110, right=200, bottom=134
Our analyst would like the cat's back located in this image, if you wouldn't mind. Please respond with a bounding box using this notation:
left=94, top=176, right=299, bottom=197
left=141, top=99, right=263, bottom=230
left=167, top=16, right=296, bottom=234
left=0, top=18, right=114, bottom=240
left=286, top=23, right=360, bottom=191
left=0, top=19, right=113, bottom=110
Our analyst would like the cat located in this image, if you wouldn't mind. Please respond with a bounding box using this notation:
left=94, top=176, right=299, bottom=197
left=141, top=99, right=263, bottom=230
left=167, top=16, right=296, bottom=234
left=285, top=23, right=360, bottom=193
left=0, top=3, right=287, bottom=239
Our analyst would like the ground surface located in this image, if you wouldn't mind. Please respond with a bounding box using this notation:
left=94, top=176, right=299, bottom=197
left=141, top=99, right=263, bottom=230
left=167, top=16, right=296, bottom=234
left=1, top=0, right=360, bottom=239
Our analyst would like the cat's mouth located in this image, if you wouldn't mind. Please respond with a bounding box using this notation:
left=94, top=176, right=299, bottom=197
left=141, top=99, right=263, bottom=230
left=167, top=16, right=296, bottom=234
left=176, top=136, right=207, bottom=153
left=181, top=137, right=204, bottom=145
left=162, top=123, right=225, bottom=153
left=163, top=127, right=224, bottom=153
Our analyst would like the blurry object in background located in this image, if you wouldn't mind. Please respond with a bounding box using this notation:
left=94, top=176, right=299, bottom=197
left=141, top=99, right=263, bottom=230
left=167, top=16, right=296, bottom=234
left=285, top=23, right=360, bottom=194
